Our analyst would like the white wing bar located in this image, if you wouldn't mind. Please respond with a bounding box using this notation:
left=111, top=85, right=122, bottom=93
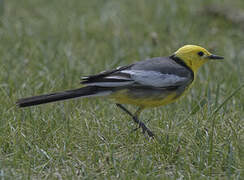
left=85, top=70, right=188, bottom=88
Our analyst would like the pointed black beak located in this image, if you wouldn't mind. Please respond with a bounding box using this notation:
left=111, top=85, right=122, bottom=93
left=207, top=54, right=224, bottom=60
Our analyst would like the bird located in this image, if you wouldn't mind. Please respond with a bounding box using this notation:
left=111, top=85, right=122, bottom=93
left=17, top=45, right=224, bottom=138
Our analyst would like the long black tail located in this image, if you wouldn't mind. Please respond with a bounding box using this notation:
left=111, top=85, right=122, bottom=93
left=17, top=86, right=110, bottom=108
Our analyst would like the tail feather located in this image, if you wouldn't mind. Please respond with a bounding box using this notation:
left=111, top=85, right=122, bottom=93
left=17, top=86, right=111, bottom=108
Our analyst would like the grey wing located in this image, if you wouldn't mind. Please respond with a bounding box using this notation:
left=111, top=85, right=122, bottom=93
left=81, top=57, right=192, bottom=88
left=81, top=65, right=135, bottom=87
left=119, top=70, right=189, bottom=88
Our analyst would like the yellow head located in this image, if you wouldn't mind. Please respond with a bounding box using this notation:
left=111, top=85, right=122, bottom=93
left=174, top=45, right=224, bottom=72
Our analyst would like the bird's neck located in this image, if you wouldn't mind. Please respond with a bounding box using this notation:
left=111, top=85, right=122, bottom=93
left=169, top=55, right=196, bottom=76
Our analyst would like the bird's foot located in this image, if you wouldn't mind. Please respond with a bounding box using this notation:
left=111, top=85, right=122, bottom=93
left=133, top=118, right=154, bottom=138
left=116, top=104, right=154, bottom=138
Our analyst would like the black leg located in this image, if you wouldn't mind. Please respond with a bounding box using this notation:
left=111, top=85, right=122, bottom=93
left=116, top=104, right=154, bottom=138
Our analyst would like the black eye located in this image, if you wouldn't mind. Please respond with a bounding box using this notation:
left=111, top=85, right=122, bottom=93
left=198, top=51, right=204, bottom=56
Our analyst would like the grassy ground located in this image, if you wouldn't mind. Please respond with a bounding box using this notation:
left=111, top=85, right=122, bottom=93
left=0, top=0, right=243, bottom=179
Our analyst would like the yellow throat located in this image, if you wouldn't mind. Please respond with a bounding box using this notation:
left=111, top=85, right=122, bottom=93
left=174, top=45, right=223, bottom=73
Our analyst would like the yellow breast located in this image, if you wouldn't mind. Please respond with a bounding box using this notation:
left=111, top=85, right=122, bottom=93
left=110, top=89, right=178, bottom=108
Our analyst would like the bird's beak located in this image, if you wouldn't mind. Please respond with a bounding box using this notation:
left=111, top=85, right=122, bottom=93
left=207, top=54, right=224, bottom=60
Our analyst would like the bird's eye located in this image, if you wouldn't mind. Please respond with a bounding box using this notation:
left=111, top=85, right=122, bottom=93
left=198, top=51, right=204, bottom=56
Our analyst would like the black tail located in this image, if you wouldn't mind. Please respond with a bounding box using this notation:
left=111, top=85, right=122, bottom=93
left=17, top=86, right=110, bottom=108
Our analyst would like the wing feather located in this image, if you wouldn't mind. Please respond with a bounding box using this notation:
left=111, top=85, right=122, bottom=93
left=81, top=65, right=134, bottom=87
left=80, top=57, right=192, bottom=88
left=121, top=70, right=188, bottom=88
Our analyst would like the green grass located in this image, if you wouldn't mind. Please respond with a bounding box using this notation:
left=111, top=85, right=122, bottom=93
left=0, top=0, right=243, bottom=179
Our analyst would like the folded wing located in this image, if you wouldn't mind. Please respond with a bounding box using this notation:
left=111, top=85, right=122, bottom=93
left=120, top=70, right=189, bottom=88
left=81, top=61, right=190, bottom=88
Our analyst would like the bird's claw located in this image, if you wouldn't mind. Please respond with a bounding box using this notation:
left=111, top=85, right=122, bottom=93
left=132, top=121, right=154, bottom=138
